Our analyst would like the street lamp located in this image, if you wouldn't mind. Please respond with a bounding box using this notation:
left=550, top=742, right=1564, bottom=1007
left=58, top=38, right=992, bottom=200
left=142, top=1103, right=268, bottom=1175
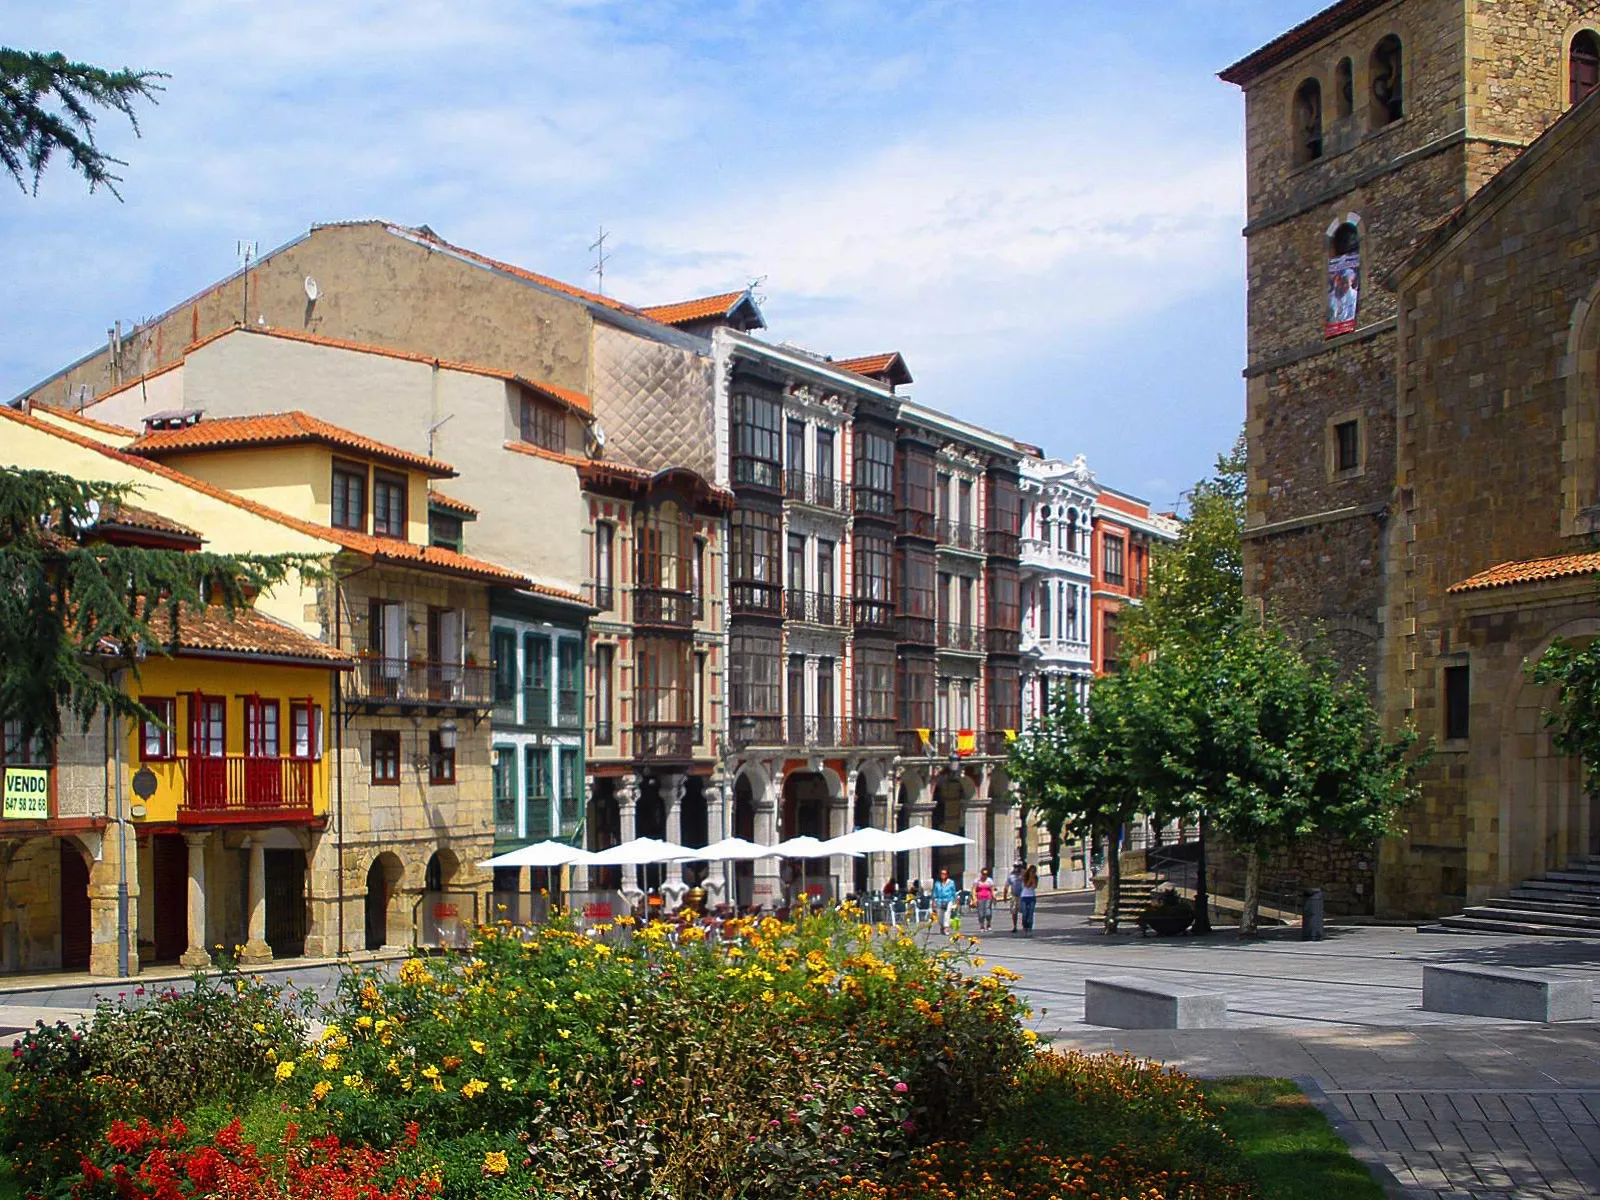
left=438, top=719, right=458, bottom=750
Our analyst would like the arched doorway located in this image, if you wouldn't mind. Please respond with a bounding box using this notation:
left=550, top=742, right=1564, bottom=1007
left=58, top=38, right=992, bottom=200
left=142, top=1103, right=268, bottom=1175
left=680, top=776, right=709, bottom=885
left=637, top=777, right=667, bottom=891
left=59, top=841, right=90, bottom=971
left=365, top=853, right=403, bottom=950
left=852, top=773, right=874, bottom=894
left=783, top=772, right=830, bottom=900
left=895, top=777, right=914, bottom=886
left=931, top=776, right=966, bottom=883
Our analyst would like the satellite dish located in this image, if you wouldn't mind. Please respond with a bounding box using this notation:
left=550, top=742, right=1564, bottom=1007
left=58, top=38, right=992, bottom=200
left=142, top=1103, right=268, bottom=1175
left=304, top=276, right=320, bottom=302
left=84, top=499, right=102, bottom=527
left=591, top=423, right=607, bottom=449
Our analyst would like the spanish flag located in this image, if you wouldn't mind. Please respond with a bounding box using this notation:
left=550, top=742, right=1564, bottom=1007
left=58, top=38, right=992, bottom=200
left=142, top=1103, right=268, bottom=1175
left=956, top=729, right=977, bottom=757
left=1003, top=729, right=1018, bottom=743
left=916, top=728, right=932, bottom=750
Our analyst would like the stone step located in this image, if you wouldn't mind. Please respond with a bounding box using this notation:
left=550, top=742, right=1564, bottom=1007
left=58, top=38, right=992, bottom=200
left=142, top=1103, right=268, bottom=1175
left=1466, top=903, right=1600, bottom=931
left=1537, top=869, right=1600, bottom=885
left=1512, top=879, right=1600, bottom=899
left=1489, top=895, right=1600, bottom=918
left=1430, top=914, right=1600, bottom=939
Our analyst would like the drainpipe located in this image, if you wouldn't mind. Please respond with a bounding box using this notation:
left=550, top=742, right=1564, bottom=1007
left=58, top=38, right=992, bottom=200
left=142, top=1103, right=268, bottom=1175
left=330, top=557, right=378, bottom=956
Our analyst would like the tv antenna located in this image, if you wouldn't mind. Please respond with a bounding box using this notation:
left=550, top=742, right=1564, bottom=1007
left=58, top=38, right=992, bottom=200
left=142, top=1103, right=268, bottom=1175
left=589, top=226, right=612, bottom=295
left=236, top=240, right=259, bottom=326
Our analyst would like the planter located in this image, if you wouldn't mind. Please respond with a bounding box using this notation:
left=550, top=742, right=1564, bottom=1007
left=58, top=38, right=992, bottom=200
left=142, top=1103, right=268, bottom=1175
left=1139, top=912, right=1193, bottom=937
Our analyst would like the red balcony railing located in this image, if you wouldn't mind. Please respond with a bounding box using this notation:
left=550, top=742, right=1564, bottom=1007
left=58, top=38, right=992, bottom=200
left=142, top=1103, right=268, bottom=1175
left=180, top=755, right=316, bottom=816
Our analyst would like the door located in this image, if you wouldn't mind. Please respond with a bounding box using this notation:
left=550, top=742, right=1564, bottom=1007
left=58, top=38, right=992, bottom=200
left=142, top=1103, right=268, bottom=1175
left=188, top=694, right=226, bottom=810
left=365, top=858, right=388, bottom=951
left=244, top=697, right=282, bottom=807
left=152, top=834, right=187, bottom=961
left=264, top=849, right=306, bottom=959
left=59, top=842, right=91, bottom=971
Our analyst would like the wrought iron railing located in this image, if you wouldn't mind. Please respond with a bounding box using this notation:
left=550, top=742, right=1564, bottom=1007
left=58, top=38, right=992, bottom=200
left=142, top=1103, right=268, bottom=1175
left=785, top=589, right=847, bottom=627
left=635, top=587, right=695, bottom=628
left=786, top=715, right=839, bottom=746
left=937, top=622, right=982, bottom=652
left=937, top=519, right=982, bottom=552
left=785, top=471, right=846, bottom=512
left=728, top=714, right=784, bottom=749
left=851, top=717, right=898, bottom=747
left=898, top=508, right=935, bottom=539
left=896, top=614, right=936, bottom=644
left=985, top=529, right=1021, bottom=559
left=180, top=755, right=316, bottom=815
left=985, top=628, right=1021, bottom=655
left=852, top=597, right=895, bottom=633
left=357, top=658, right=492, bottom=707
left=731, top=582, right=783, bottom=617
left=635, top=723, right=694, bottom=760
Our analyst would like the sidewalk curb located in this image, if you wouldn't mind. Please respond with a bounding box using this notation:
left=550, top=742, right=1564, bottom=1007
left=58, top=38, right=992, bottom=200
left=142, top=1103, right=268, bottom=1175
left=1293, top=1074, right=1416, bottom=1200
left=0, top=949, right=407, bottom=1000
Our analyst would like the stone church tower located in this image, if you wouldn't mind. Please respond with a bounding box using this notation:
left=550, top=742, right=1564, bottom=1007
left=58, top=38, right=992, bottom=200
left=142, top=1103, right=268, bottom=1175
left=1221, top=0, right=1600, bottom=913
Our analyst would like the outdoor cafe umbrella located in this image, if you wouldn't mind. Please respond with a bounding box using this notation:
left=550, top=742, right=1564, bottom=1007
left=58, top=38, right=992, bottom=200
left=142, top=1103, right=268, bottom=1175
left=889, top=825, right=974, bottom=851
left=771, top=835, right=858, bottom=859
left=819, top=827, right=901, bottom=855
left=695, top=836, right=783, bottom=861
left=585, top=837, right=703, bottom=866
left=478, top=840, right=597, bottom=869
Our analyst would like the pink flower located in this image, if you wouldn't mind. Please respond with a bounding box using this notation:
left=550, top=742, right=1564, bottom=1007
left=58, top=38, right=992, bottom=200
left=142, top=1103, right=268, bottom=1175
left=893, top=1082, right=908, bottom=1094
left=632, top=1078, right=644, bottom=1087
left=900, top=1119, right=916, bottom=1133
left=852, top=1105, right=866, bottom=1117
left=840, top=1125, right=854, bottom=1136
left=768, top=1119, right=780, bottom=1129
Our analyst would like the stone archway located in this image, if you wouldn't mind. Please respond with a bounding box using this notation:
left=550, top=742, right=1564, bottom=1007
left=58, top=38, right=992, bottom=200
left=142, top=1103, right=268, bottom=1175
left=365, top=852, right=404, bottom=950
left=58, top=840, right=91, bottom=972
left=732, top=773, right=757, bottom=908
left=931, top=774, right=970, bottom=883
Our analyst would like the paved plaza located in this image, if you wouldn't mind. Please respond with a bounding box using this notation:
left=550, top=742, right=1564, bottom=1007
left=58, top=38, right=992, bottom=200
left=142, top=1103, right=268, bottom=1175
left=5, top=894, right=1600, bottom=1198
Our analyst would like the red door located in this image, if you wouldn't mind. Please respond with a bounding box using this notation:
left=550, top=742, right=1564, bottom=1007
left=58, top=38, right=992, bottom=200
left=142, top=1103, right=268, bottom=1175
left=59, top=842, right=91, bottom=971
left=152, top=834, right=187, bottom=962
left=188, top=694, right=227, bottom=810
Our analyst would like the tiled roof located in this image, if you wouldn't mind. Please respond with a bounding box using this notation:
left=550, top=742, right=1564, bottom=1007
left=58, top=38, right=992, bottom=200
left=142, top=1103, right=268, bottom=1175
left=128, top=410, right=459, bottom=477
left=148, top=603, right=355, bottom=666
left=522, top=581, right=591, bottom=607
left=1219, top=0, right=1391, bottom=86
left=33, top=404, right=139, bottom=439
left=1448, top=552, right=1600, bottom=594
left=427, top=489, right=478, bottom=517
left=386, top=223, right=642, bottom=317
left=832, top=352, right=913, bottom=386
left=1, top=407, right=530, bottom=588
left=503, top=439, right=592, bottom=468
left=641, top=290, right=755, bottom=327
left=98, top=503, right=203, bottom=544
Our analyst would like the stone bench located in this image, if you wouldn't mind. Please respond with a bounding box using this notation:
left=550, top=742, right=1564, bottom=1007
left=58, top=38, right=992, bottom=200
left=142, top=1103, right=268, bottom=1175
left=1083, top=975, right=1228, bottom=1029
left=1421, top=964, right=1593, bottom=1023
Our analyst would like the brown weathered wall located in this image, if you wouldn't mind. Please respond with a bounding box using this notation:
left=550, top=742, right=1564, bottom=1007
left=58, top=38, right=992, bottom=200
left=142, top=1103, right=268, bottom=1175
left=19, top=222, right=594, bottom=408
left=1208, top=830, right=1378, bottom=917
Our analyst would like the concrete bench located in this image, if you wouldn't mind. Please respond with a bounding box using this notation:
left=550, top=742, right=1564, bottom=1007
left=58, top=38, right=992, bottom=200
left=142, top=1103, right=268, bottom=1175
left=1421, top=964, right=1593, bottom=1023
left=1084, top=975, right=1228, bottom=1029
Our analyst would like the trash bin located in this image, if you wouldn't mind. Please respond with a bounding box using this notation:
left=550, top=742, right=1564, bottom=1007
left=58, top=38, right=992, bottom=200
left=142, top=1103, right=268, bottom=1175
left=1301, top=888, right=1325, bottom=941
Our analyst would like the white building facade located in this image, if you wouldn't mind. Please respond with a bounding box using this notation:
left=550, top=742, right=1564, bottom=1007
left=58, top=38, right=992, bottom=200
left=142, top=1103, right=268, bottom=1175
left=1019, top=454, right=1098, bottom=727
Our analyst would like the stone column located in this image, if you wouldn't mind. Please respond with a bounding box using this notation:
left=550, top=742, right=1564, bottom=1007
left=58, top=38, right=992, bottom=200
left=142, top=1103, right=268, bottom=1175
left=870, top=778, right=894, bottom=892
left=962, top=768, right=992, bottom=883
left=178, top=832, right=212, bottom=970
left=908, top=774, right=936, bottom=888
left=831, top=768, right=858, bottom=897
left=617, top=776, right=640, bottom=891
left=240, top=839, right=273, bottom=966
left=662, top=773, right=687, bottom=882
left=752, top=769, right=783, bottom=908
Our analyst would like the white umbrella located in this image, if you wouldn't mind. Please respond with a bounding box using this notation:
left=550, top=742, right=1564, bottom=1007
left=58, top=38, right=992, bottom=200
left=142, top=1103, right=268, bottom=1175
left=891, top=825, right=974, bottom=851
left=772, top=835, right=857, bottom=859
left=696, top=836, right=782, bottom=861
left=479, top=840, right=597, bottom=869
left=586, top=837, right=702, bottom=866
left=819, top=826, right=900, bottom=855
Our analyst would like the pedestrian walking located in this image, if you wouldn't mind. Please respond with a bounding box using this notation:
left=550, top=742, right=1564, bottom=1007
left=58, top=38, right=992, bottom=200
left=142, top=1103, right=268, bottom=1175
left=1005, top=860, right=1025, bottom=932
left=972, top=867, right=997, bottom=931
left=932, top=868, right=958, bottom=934
left=1020, top=864, right=1039, bottom=936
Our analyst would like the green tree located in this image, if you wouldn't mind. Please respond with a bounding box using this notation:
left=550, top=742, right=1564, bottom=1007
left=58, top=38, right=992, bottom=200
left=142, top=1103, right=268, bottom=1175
left=0, top=467, right=317, bottom=748
left=1120, top=430, right=1246, bottom=658
left=1528, top=636, right=1600, bottom=794
left=1, top=48, right=164, bottom=196
left=1142, top=621, right=1423, bottom=934
left=1008, top=675, right=1155, bottom=932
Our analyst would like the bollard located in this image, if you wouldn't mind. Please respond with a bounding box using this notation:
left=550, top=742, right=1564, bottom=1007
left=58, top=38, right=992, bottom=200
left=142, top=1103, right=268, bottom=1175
left=1301, top=888, right=1325, bottom=941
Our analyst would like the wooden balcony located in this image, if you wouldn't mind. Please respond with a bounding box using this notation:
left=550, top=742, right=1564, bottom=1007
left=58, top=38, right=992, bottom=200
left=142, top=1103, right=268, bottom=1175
left=635, top=586, right=695, bottom=630
left=179, top=755, right=316, bottom=821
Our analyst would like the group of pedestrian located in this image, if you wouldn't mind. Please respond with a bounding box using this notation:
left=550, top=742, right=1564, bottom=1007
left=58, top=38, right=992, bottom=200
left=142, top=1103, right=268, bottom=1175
left=896, top=861, right=1038, bottom=936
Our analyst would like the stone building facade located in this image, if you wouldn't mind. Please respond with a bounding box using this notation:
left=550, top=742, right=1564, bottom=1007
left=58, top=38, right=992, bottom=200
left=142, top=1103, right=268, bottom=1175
left=1222, top=0, right=1600, bottom=916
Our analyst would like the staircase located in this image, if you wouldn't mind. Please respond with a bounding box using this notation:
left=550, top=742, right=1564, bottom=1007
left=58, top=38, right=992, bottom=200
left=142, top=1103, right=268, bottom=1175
left=1109, top=872, right=1164, bottom=927
left=1427, top=856, right=1600, bottom=938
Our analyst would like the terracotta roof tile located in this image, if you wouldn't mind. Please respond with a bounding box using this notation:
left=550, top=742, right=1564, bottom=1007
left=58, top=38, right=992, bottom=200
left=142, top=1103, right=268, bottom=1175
left=522, top=580, right=591, bottom=607
left=98, top=503, right=203, bottom=544
left=427, top=489, right=478, bottom=517
left=641, top=291, right=752, bottom=327
left=128, top=410, right=458, bottom=477
left=148, top=603, right=355, bottom=666
left=502, top=439, right=592, bottom=468
left=33, top=404, right=139, bottom=439
left=832, top=352, right=913, bottom=386
left=0, top=407, right=529, bottom=588
left=1448, top=551, right=1600, bottom=594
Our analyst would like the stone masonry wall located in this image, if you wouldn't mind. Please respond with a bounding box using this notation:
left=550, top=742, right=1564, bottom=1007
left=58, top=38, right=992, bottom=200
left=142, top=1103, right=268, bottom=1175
left=1208, top=829, right=1378, bottom=918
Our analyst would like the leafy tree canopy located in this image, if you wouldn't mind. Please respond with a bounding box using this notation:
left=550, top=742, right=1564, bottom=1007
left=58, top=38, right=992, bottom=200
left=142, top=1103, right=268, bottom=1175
left=0, top=467, right=320, bottom=747
left=1528, top=636, right=1600, bottom=796
left=1, top=47, right=164, bottom=197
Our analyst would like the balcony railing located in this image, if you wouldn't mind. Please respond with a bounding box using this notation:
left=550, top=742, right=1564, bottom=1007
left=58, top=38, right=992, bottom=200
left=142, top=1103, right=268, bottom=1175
left=636, top=722, right=694, bottom=761
left=983, top=729, right=1016, bottom=756
left=851, top=717, right=898, bottom=747
left=786, top=714, right=840, bottom=746
left=731, top=582, right=783, bottom=617
left=728, top=714, right=784, bottom=749
left=635, top=586, right=695, bottom=629
left=594, top=719, right=614, bottom=746
left=853, top=486, right=894, bottom=520
left=593, top=583, right=615, bottom=612
left=896, top=614, right=936, bottom=645
left=985, top=529, right=1021, bottom=559
left=732, top=455, right=781, bottom=492
left=894, top=729, right=993, bottom=760
left=180, top=755, right=316, bottom=816
left=985, top=628, right=1022, bottom=655
left=785, top=471, right=846, bottom=512
left=937, top=622, right=982, bottom=652
left=937, top=519, right=982, bottom=552
left=356, top=658, right=493, bottom=709
left=785, top=589, right=847, bottom=627
left=852, top=597, right=894, bottom=633
left=897, top=508, right=936, bottom=539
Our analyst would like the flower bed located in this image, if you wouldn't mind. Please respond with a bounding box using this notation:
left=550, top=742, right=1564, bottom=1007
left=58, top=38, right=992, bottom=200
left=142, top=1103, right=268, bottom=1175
left=0, top=911, right=1271, bottom=1199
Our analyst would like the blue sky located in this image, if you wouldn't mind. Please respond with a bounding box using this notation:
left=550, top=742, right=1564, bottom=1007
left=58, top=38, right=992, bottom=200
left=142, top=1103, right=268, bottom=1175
left=2, top=1, right=1322, bottom=510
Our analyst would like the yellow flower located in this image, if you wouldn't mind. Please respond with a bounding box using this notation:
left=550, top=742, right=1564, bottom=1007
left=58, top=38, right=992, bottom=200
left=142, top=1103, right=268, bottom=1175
left=343, top=1073, right=365, bottom=1089
left=311, top=1081, right=332, bottom=1103
left=461, top=1078, right=489, bottom=1099
left=1022, top=1029, right=1040, bottom=1043
left=558, top=1028, right=571, bottom=1039
left=354, top=1016, right=374, bottom=1030
left=252, top=1022, right=266, bottom=1034
left=482, top=1150, right=509, bottom=1176
left=470, top=1039, right=486, bottom=1055
left=319, top=1053, right=341, bottom=1072
left=499, top=1076, right=515, bottom=1091
left=398, top=959, right=434, bottom=986
left=760, top=989, right=775, bottom=1004
left=421, top=1065, right=441, bottom=1079
left=274, top=1061, right=295, bottom=1082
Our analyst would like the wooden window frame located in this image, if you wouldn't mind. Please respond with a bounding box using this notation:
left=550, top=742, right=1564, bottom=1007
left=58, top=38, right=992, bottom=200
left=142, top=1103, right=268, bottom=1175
left=289, top=699, right=323, bottom=761
left=428, top=730, right=456, bottom=786
left=331, top=459, right=368, bottom=532
left=372, top=469, right=408, bottom=539
left=371, top=730, right=401, bottom=786
left=139, top=697, right=177, bottom=762
left=521, top=395, right=568, bottom=455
